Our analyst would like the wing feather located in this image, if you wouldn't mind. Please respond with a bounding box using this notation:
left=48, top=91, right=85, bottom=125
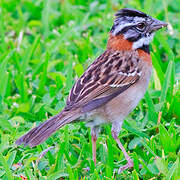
left=65, top=50, right=142, bottom=111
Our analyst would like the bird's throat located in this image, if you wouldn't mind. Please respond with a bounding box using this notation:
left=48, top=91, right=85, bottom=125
left=107, top=34, right=152, bottom=65
left=107, top=34, right=133, bottom=51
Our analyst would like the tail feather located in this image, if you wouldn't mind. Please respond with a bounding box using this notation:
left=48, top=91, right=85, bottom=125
left=15, top=109, right=80, bottom=147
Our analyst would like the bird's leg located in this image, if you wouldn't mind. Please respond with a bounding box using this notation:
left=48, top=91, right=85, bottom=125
left=111, top=121, right=133, bottom=173
left=91, top=127, right=98, bottom=166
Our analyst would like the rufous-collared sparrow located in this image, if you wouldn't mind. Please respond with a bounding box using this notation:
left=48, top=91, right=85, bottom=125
left=16, top=8, right=167, bottom=172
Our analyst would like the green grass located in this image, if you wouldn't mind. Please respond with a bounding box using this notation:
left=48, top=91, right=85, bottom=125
left=0, top=0, right=179, bottom=179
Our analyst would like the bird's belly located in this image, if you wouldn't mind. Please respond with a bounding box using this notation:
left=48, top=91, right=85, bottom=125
left=105, top=66, right=152, bottom=122
left=80, top=63, right=152, bottom=126
left=82, top=83, right=147, bottom=128
left=81, top=82, right=148, bottom=127
left=80, top=108, right=110, bottom=128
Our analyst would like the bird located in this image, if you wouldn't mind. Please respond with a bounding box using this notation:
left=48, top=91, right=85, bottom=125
left=16, top=8, right=167, bottom=172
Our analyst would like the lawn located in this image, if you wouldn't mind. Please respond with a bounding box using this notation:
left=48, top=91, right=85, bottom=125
left=0, top=0, right=179, bottom=179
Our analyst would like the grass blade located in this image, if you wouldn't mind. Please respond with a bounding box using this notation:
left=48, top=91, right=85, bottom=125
left=0, top=0, right=5, bottom=50
left=42, top=0, right=51, bottom=39
left=21, top=35, right=41, bottom=75
left=0, top=117, right=14, bottom=132
left=48, top=171, right=69, bottom=180
left=0, top=51, right=11, bottom=98
left=144, top=91, right=158, bottom=124
left=0, top=152, right=14, bottom=180
left=132, top=169, right=139, bottom=180
left=166, top=158, right=179, bottom=180
left=38, top=52, right=49, bottom=95
left=123, top=121, right=149, bottom=139
left=159, top=124, right=175, bottom=153
left=155, top=157, right=168, bottom=175
left=25, top=166, right=36, bottom=180
left=160, top=60, right=173, bottom=110
left=151, top=52, right=164, bottom=85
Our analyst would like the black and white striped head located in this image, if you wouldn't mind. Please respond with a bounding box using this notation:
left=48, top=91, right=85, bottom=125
left=111, top=8, right=167, bottom=52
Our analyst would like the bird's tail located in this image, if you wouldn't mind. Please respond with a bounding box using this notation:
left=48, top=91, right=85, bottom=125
left=15, top=109, right=80, bottom=147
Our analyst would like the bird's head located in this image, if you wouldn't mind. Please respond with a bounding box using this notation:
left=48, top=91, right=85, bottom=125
left=108, top=8, right=167, bottom=53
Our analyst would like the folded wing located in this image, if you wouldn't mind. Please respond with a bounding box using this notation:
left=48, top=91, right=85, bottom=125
left=65, top=50, right=142, bottom=112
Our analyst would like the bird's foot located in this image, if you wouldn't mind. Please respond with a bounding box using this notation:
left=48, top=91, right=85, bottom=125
left=118, top=158, right=134, bottom=174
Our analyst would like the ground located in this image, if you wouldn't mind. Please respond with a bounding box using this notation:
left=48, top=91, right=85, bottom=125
left=0, top=0, right=179, bottom=179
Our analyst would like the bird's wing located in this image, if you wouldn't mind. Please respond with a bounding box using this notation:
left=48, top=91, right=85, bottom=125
left=65, top=49, right=142, bottom=112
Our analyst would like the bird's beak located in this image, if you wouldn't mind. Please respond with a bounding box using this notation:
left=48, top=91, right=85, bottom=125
left=149, top=18, right=168, bottom=33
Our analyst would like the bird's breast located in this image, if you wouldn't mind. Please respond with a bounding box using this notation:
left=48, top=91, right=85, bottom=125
left=104, top=60, right=152, bottom=122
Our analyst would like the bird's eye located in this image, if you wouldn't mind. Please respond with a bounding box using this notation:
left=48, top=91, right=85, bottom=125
left=136, top=22, right=146, bottom=30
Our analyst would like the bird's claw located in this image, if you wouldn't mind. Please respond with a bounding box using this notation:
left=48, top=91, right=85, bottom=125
left=118, top=159, right=134, bottom=174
